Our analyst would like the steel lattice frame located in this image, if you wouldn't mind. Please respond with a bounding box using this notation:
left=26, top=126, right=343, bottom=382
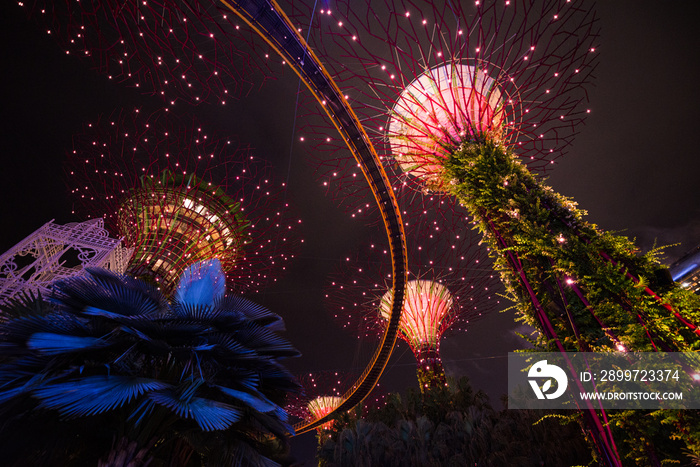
left=0, top=219, right=132, bottom=304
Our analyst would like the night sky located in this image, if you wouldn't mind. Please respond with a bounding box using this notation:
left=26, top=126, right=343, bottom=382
left=1, top=0, right=700, bottom=463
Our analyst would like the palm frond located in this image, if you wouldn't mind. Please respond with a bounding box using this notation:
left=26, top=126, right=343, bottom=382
left=216, top=368, right=260, bottom=391
left=148, top=389, right=241, bottom=431
left=35, top=375, right=168, bottom=418
left=0, top=264, right=300, bottom=462
left=82, top=305, right=126, bottom=319
left=175, top=259, right=226, bottom=307
left=256, top=365, right=300, bottom=393
left=27, top=332, right=108, bottom=355
left=197, top=333, right=258, bottom=360
left=234, top=323, right=301, bottom=358
left=51, top=268, right=167, bottom=317
left=1, top=312, right=86, bottom=342
left=221, top=296, right=285, bottom=331
left=170, top=302, right=221, bottom=321
left=216, top=386, right=280, bottom=414
left=0, top=290, right=52, bottom=321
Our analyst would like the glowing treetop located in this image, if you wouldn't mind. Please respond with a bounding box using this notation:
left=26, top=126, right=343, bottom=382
left=116, top=170, right=249, bottom=288
left=67, top=109, right=300, bottom=292
left=378, top=279, right=456, bottom=389
left=286, top=372, right=347, bottom=435
left=293, top=0, right=597, bottom=196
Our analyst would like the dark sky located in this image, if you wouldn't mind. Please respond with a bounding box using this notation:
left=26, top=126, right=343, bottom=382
left=2, top=0, right=700, bottom=462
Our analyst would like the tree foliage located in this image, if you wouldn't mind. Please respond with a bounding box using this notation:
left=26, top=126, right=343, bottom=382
left=439, top=138, right=700, bottom=464
left=317, top=377, right=591, bottom=466
left=0, top=260, right=300, bottom=466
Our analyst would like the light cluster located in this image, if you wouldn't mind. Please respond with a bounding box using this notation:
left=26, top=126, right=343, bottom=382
left=67, top=108, right=301, bottom=293
left=20, top=0, right=279, bottom=106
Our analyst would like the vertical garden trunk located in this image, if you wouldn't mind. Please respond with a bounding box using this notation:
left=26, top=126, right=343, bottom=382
left=439, top=138, right=700, bottom=464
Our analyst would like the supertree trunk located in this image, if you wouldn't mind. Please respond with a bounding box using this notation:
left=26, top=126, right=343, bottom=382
left=415, top=347, right=447, bottom=391
left=441, top=138, right=700, bottom=354
left=440, top=137, right=700, bottom=465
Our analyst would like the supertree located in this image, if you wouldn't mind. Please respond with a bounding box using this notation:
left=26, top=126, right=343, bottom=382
left=327, top=203, right=500, bottom=392
left=67, top=108, right=301, bottom=293
left=286, top=372, right=348, bottom=439
left=287, top=372, right=385, bottom=441
left=286, top=0, right=700, bottom=463
left=17, top=0, right=281, bottom=106
left=294, top=0, right=700, bottom=350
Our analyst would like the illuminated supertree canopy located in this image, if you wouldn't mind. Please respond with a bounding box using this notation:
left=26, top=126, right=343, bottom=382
left=291, top=0, right=597, bottom=201
left=67, top=108, right=301, bottom=293
left=327, top=204, right=500, bottom=391
left=287, top=371, right=386, bottom=439
left=286, top=372, right=347, bottom=436
left=19, top=0, right=280, bottom=106
left=117, top=170, right=249, bottom=288
left=291, top=1, right=700, bottom=463
left=292, top=0, right=700, bottom=353
left=378, top=279, right=455, bottom=389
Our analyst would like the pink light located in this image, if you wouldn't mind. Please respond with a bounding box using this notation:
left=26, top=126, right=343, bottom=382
left=379, top=280, right=455, bottom=353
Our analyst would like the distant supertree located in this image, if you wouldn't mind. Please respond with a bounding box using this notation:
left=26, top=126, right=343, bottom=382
left=286, top=372, right=348, bottom=438
left=287, top=372, right=386, bottom=441
left=328, top=204, right=500, bottom=391
left=67, top=108, right=300, bottom=293
left=19, top=0, right=279, bottom=105
left=291, top=0, right=700, bottom=463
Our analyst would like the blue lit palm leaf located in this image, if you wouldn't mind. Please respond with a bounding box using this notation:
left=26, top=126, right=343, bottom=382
left=34, top=376, right=168, bottom=417
left=0, top=259, right=300, bottom=466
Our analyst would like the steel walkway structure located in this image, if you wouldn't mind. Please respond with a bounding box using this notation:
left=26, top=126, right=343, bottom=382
left=218, top=0, right=408, bottom=434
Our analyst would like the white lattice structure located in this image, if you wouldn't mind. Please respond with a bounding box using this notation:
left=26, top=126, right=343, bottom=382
left=0, top=219, right=133, bottom=304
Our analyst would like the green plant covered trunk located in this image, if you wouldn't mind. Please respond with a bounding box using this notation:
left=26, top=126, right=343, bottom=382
left=442, top=139, right=700, bottom=352
left=439, top=138, right=700, bottom=464
left=415, top=348, right=447, bottom=392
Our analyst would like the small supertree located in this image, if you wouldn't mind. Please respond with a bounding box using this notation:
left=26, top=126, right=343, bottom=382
left=291, top=0, right=700, bottom=463
left=286, top=372, right=348, bottom=441
left=327, top=204, right=500, bottom=392
left=378, top=279, right=457, bottom=389
left=68, top=108, right=301, bottom=293
left=18, top=0, right=279, bottom=106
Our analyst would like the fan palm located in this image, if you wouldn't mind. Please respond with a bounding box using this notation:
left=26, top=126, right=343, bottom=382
left=0, top=260, right=300, bottom=466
